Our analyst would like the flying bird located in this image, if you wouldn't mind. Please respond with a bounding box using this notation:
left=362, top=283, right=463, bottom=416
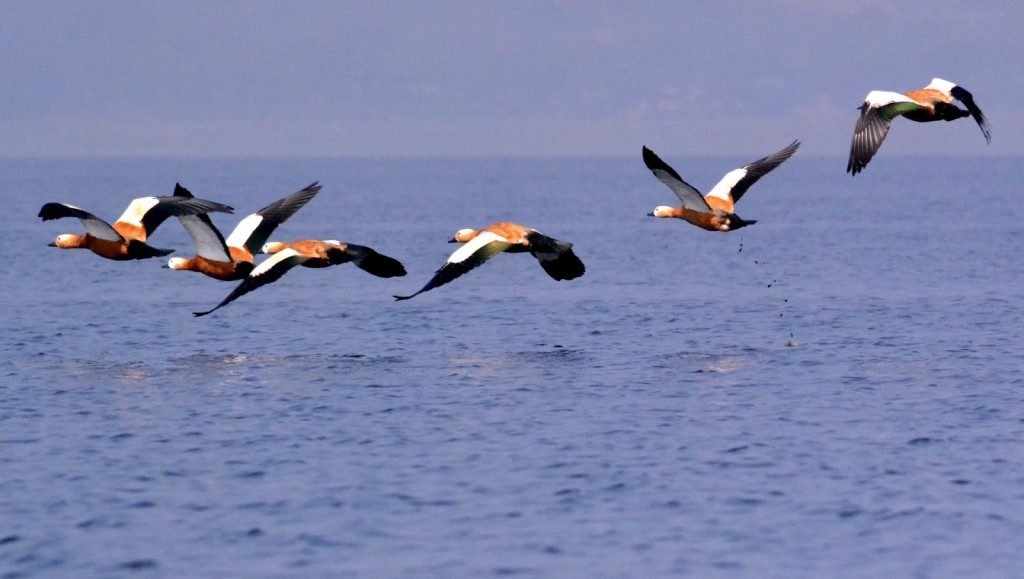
left=165, top=182, right=321, bottom=279
left=642, top=140, right=800, bottom=232
left=39, top=195, right=233, bottom=260
left=193, top=239, right=406, bottom=316
left=847, top=78, right=990, bottom=175
left=394, top=222, right=585, bottom=301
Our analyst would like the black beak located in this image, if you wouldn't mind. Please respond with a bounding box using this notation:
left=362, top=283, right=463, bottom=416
left=48, top=242, right=57, bottom=247
left=448, top=237, right=458, bottom=243
left=645, top=212, right=655, bottom=217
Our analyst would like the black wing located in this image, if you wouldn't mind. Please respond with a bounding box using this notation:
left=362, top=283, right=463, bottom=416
left=847, top=96, right=928, bottom=175
left=394, top=233, right=511, bottom=300
left=642, top=146, right=713, bottom=213
left=950, top=85, right=991, bottom=144
left=193, top=250, right=305, bottom=316
left=126, top=239, right=175, bottom=259
left=340, top=244, right=407, bottom=278
left=729, top=140, right=800, bottom=204
left=38, top=202, right=123, bottom=241
left=526, top=232, right=585, bottom=281
left=241, top=182, right=322, bottom=254
left=139, top=196, right=235, bottom=238
left=173, top=183, right=194, bottom=198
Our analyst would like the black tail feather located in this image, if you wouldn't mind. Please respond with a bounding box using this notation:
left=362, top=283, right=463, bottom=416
left=343, top=245, right=407, bottom=278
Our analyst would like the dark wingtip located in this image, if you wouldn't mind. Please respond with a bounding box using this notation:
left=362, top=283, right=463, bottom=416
left=37, top=203, right=67, bottom=221
left=366, top=257, right=408, bottom=279
left=641, top=146, right=659, bottom=167
left=979, top=120, right=992, bottom=144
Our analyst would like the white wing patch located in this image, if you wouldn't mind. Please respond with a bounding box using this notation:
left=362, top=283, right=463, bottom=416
left=251, top=248, right=303, bottom=277
left=224, top=214, right=264, bottom=250
left=864, top=90, right=918, bottom=108
left=926, top=78, right=956, bottom=94
left=114, top=197, right=160, bottom=226
left=448, top=231, right=507, bottom=264
left=706, top=168, right=748, bottom=202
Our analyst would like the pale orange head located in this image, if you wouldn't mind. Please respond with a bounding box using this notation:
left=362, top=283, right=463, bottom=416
left=648, top=206, right=677, bottom=218
left=261, top=241, right=289, bottom=254
left=451, top=228, right=479, bottom=243
left=50, top=234, right=84, bottom=249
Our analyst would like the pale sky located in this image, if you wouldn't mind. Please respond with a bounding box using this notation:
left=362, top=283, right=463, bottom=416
left=2, top=0, right=1020, bottom=157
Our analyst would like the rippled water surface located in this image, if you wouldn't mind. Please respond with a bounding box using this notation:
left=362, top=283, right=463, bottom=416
left=2, top=156, right=1023, bottom=577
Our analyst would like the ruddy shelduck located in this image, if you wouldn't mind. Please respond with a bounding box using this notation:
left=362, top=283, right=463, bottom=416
left=643, top=140, right=800, bottom=232
left=847, top=78, right=990, bottom=175
left=193, top=239, right=406, bottom=316
left=165, top=182, right=321, bottom=280
left=393, top=222, right=585, bottom=301
left=39, top=195, right=234, bottom=261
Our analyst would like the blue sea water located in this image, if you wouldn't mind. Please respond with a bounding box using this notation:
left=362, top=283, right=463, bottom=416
left=1, top=155, right=1023, bottom=577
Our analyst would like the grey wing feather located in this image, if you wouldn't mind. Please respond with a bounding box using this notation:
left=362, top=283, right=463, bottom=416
left=37, top=203, right=123, bottom=241
left=171, top=183, right=234, bottom=261
left=847, top=104, right=891, bottom=174
left=178, top=214, right=233, bottom=262
left=642, top=146, right=713, bottom=213
left=847, top=101, right=924, bottom=175
left=141, top=196, right=235, bottom=237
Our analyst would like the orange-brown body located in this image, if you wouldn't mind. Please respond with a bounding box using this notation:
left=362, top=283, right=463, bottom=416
left=53, top=233, right=164, bottom=260
left=54, top=234, right=131, bottom=260
left=42, top=195, right=235, bottom=262
left=111, top=221, right=147, bottom=242
left=171, top=256, right=254, bottom=280
left=658, top=208, right=733, bottom=232
left=167, top=245, right=257, bottom=279
left=228, top=245, right=254, bottom=263
left=264, top=240, right=351, bottom=267
left=393, top=220, right=581, bottom=301
left=900, top=88, right=951, bottom=122
left=455, top=222, right=532, bottom=246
